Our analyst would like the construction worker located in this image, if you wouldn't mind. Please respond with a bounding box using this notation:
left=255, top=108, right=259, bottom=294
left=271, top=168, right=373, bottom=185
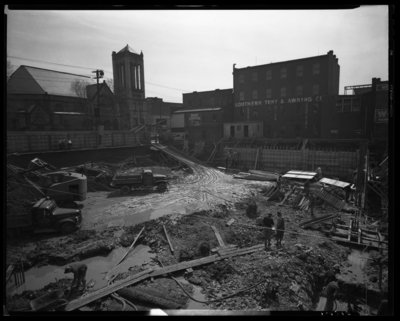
left=304, top=180, right=310, bottom=196
left=318, top=278, right=343, bottom=311
left=263, top=213, right=274, bottom=249
left=65, top=263, right=88, bottom=292
left=324, top=264, right=340, bottom=285
left=224, top=148, right=231, bottom=168
left=309, top=192, right=316, bottom=216
left=231, top=151, right=238, bottom=168
left=275, top=212, right=285, bottom=248
left=68, top=139, right=72, bottom=150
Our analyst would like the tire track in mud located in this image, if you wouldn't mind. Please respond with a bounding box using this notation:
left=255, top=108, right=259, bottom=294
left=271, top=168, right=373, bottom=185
left=85, top=145, right=268, bottom=228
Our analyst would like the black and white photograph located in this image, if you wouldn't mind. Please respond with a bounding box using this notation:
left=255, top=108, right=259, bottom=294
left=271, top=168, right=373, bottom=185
left=5, top=5, right=392, bottom=316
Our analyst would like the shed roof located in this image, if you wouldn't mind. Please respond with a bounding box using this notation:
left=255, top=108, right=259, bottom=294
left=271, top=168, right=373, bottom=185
left=319, top=177, right=351, bottom=188
left=173, top=108, right=222, bottom=114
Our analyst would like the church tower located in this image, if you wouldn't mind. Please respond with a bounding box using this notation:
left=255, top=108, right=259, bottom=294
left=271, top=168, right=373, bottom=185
left=112, top=45, right=146, bottom=130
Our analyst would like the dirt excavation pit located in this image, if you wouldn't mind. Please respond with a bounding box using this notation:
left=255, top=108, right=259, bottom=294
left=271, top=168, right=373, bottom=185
left=5, top=147, right=389, bottom=314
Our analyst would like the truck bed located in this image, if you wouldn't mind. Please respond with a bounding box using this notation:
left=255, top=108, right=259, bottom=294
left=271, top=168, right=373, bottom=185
left=7, top=214, right=33, bottom=228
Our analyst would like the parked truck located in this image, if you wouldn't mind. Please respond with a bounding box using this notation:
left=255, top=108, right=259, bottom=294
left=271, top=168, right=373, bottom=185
left=110, top=169, right=168, bottom=194
left=7, top=197, right=82, bottom=237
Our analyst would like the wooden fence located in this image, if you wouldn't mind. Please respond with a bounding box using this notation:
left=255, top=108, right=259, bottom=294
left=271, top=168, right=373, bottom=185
left=218, top=146, right=358, bottom=180
left=6, top=131, right=145, bottom=154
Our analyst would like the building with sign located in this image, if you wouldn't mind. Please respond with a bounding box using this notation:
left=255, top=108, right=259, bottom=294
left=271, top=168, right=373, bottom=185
left=321, top=78, right=388, bottom=139
left=232, top=50, right=340, bottom=139
left=176, top=89, right=234, bottom=142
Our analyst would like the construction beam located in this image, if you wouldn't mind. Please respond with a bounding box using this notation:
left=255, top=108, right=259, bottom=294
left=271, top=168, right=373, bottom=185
left=211, top=225, right=225, bottom=247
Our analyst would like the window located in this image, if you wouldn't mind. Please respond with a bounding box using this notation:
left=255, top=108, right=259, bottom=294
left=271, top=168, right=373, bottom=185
left=313, top=63, right=320, bottom=75
left=209, top=97, right=214, bottom=106
left=296, top=85, right=303, bottom=96
left=296, top=65, right=303, bottom=77
left=335, top=100, right=343, bottom=113
left=280, top=105, right=286, bottom=116
left=239, top=92, right=245, bottom=101
left=280, top=87, right=287, bottom=98
left=343, top=99, right=351, bottom=112
left=252, top=90, right=258, bottom=100
left=295, top=105, right=302, bottom=115
left=252, top=72, right=258, bottom=82
left=330, top=129, right=338, bottom=139
left=352, top=98, right=361, bottom=112
left=239, top=74, right=244, bottom=83
left=253, top=108, right=258, bottom=117
left=236, top=125, right=241, bottom=131
left=280, top=125, right=286, bottom=135
left=266, top=106, right=272, bottom=113
left=266, top=88, right=272, bottom=99
left=281, top=68, right=287, bottom=79
left=312, top=84, right=320, bottom=95
left=266, top=70, right=272, bottom=80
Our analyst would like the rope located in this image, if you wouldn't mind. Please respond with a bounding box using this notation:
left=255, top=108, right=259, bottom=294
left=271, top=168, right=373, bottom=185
left=108, top=278, right=137, bottom=311
left=111, top=293, right=126, bottom=311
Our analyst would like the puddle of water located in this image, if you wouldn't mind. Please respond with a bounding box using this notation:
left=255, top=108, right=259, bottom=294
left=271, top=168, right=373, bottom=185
left=174, top=276, right=208, bottom=310
left=6, top=245, right=155, bottom=297
left=347, top=249, right=370, bottom=283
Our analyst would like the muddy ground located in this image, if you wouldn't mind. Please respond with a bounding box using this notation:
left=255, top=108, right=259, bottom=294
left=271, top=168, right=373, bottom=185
left=5, top=146, right=389, bottom=314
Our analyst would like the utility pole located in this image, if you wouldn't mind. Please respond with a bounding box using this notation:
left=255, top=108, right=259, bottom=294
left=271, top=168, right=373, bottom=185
left=92, top=69, right=104, bottom=143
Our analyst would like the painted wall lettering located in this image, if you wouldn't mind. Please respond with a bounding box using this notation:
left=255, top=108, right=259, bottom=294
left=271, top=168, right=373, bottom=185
left=235, top=96, right=323, bottom=107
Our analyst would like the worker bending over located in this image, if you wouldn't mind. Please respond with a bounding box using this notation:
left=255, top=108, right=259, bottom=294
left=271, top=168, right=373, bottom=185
left=65, top=262, right=88, bottom=292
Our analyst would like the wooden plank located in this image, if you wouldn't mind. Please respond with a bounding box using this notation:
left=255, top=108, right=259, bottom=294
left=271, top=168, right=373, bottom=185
left=66, top=268, right=154, bottom=311
left=211, top=225, right=225, bottom=247
left=358, top=228, right=362, bottom=244
left=219, top=244, right=264, bottom=256
left=348, top=220, right=352, bottom=241
left=226, top=218, right=235, bottom=226
left=212, top=244, right=236, bottom=252
left=220, top=245, right=264, bottom=259
left=163, top=224, right=174, bottom=253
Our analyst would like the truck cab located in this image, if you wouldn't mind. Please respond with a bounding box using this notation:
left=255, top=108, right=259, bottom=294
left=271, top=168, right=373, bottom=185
left=7, top=198, right=82, bottom=237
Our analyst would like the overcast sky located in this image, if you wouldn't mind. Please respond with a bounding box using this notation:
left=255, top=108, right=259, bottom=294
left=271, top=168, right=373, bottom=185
left=6, top=6, right=389, bottom=103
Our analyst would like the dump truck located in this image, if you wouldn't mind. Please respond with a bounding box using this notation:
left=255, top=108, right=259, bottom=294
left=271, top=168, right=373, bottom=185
left=110, top=169, right=168, bottom=194
left=7, top=197, right=82, bottom=237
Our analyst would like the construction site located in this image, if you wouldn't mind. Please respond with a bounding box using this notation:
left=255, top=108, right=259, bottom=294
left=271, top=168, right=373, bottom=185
left=5, top=139, right=390, bottom=315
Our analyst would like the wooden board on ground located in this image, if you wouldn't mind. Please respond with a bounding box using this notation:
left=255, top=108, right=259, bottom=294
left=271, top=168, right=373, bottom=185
left=226, top=218, right=235, bottom=226
left=163, top=224, right=174, bottom=253
left=211, top=225, right=225, bottom=247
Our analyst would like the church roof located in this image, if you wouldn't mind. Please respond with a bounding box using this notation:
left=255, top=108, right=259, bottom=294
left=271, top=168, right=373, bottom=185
left=118, top=44, right=138, bottom=54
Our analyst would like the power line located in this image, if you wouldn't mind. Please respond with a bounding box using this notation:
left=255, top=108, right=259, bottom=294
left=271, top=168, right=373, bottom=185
left=9, top=55, right=192, bottom=93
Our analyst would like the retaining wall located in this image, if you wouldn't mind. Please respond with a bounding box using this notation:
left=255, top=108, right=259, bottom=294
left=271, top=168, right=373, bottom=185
left=219, top=146, right=358, bottom=180
left=6, top=131, right=145, bottom=154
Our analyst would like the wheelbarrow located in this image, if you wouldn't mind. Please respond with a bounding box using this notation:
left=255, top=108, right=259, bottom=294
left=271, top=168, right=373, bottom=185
left=30, top=289, right=68, bottom=311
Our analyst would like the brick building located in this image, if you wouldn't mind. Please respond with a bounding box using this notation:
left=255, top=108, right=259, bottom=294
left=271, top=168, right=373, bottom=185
left=177, top=89, right=234, bottom=142
left=321, top=78, right=388, bottom=139
left=232, top=50, right=340, bottom=139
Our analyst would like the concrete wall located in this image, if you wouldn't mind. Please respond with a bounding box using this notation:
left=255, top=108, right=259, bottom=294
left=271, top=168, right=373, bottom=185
left=6, top=130, right=145, bottom=154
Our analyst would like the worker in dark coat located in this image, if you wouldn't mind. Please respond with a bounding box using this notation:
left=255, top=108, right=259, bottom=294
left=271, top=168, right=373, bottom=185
left=263, top=213, right=274, bottom=249
left=65, top=263, right=88, bottom=291
left=309, top=192, right=316, bottom=216
left=275, top=212, right=285, bottom=248
left=304, top=180, right=310, bottom=196
left=324, top=264, right=340, bottom=285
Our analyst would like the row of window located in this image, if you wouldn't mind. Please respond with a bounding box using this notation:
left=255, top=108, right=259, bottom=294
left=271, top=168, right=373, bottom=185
left=238, top=104, right=318, bottom=117
left=239, top=84, right=320, bottom=101
left=239, top=63, right=320, bottom=83
left=335, top=98, right=361, bottom=113
left=330, top=129, right=363, bottom=138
